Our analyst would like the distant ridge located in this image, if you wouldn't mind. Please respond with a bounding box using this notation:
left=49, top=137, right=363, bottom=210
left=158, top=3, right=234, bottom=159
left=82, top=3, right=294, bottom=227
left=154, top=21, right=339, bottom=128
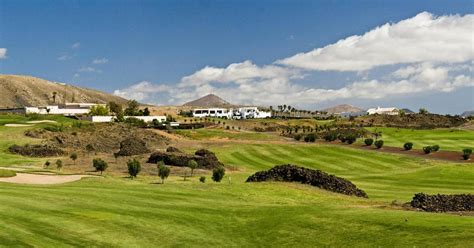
left=0, top=74, right=128, bottom=108
left=322, top=104, right=364, bottom=114
left=183, top=94, right=233, bottom=107
left=461, top=111, right=474, bottom=117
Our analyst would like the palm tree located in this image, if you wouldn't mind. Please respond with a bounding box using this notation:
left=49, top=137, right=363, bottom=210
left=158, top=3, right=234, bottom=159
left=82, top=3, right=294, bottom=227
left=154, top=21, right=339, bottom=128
left=52, top=92, right=57, bottom=103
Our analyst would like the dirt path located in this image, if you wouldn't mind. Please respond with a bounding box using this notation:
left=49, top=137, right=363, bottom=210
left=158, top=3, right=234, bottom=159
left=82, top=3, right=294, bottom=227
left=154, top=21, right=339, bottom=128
left=0, top=173, right=97, bottom=185
left=4, top=124, right=33, bottom=127
left=26, top=120, right=57, bottom=124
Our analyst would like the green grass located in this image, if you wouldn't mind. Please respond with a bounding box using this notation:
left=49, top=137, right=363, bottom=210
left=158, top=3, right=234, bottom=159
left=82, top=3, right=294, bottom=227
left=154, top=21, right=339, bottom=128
left=364, top=127, right=474, bottom=151
left=175, top=128, right=281, bottom=141
left=0, top=169, right=16, bottom=177
left=0, top=126, right=42, bottom=167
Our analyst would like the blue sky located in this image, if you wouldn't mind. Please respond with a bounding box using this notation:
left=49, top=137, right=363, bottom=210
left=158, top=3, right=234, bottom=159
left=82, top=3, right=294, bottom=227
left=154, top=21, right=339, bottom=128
left=0, top=0, right=473, bottom=113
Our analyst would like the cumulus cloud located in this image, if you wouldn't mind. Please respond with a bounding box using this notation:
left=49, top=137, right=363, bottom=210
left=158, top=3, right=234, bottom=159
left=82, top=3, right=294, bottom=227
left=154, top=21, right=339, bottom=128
left=113, top=81, right=171, bottom=101
left=71, top=42, right=81, bottom=49
left=0, top=48, right=7, bottom=59
left=113, top=12, right=474, bottom=107
left=92, top=58, right=108, bottom=64
left=278, top=12, right=474, bottom=71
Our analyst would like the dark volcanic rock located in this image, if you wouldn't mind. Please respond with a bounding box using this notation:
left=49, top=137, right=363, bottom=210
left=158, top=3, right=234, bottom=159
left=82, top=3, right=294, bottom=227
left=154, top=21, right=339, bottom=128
left=166, top=146, right=183, bottom=153
left=410, top=193, right=474, bottom=212
left=116, top=138, right=150, bottom=156
left=8, top=144, right=65, bottom=157
left=246, top=164, right=368, bottom=198
left=147, top=149, right=223, bottom=169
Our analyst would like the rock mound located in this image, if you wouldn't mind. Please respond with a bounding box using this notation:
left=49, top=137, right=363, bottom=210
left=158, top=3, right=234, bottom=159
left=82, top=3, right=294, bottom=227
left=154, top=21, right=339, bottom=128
left=246, top=164, right=368, bottom=198
left=166, top=146, right=183, bottom=153
left=8, top=144, right=65, bottom=157
left=147, top=149, right=223, bottom=169
left=116, top=138, right=150, bottom=156
left=410, top=193, right=473, bottom=212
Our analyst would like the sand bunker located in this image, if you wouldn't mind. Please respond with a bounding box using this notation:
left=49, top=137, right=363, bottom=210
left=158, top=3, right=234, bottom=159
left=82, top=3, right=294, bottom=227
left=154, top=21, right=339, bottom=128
left=0, top=173, right=96, bottom=185
left=4, top=124, right=34, bottom=127
left=26, top=120, right=57, bottom=124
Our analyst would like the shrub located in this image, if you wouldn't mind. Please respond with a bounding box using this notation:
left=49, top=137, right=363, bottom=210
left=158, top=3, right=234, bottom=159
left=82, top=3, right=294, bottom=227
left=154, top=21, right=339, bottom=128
left=404, top=142, right=413, bottom=151
left=93, top=158, right=108, bottom=175
left=55, top=159, right=63, bottom=171
left=44, top=160, right=50, bottom=168
left=423, top=146, right=432, bottom=154
left=199, top=176, right=206, bottom=183
left=158, top=165, right=170, bottom=184
left=127, top=159, right=141, bottom=178
left=187, top=159, right=198, bottom=176
left=364, top=138, right=374, bottom=146
left=323, top=133, right=337, bottom=142
left=304, top=133, right=317, bottom=142
left=431, top=145, right=440, bottom=152
left=212, top=166, right=225, bottom=182
left=69, top=153, right=78, bottom=165
left=338, top=135, right=347, bottom=143
left=294, top=134, right=302, bottom=141
left=346, top=135, right=357, bottom=144
left=462, top=148, right=472, bottom=160
left=374, top=140, right=384, bottom=149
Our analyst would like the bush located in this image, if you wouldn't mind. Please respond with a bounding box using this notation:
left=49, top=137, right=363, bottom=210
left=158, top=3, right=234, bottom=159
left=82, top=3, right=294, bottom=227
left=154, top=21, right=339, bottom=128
left=346, top=135, right=357, bottom=144
left=187, top=159, right=198, bottom=176
left=56, top=159, right=63, bottom=171
left=423, top=146, right=432, bottom=154
left=304, top=133, right=317, bottom=142
left=44, top=160, right=51, bottom=168
left=431, top=145, right=440, bottom=152
left=403, top=142, right=413, bottom=151
left=294, top=134, right=302, bottom=141
left=69, top=153, right=78, bottom=165
left=462, top=148, right=472, bottom=160
left=374, top=140, right=384, bottom=149
left=127, top=159, right=141, bottom=178
left=323, top=133, right=337, bottom=142
left=158, top=165, right=170, bottom=184
left=199, top=176, right=206, bottom=183
left=364, top=138, right=374, bottom=146
left=212, top=166, right=225, bottom=182
left=93, top=158, right=108, bottom=175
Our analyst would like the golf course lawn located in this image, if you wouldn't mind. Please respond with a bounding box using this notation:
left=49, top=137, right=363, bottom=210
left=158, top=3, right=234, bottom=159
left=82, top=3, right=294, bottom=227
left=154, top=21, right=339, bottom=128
left=364, top=127, right=474, bottom=152
left=0, top=143, right=473, bottom=247
left=175, top=128, right=281, bottom=141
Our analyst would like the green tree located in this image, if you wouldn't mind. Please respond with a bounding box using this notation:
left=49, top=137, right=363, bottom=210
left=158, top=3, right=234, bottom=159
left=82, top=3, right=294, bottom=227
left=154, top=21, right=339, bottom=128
left=199, top=176, right=206, bottom=183
left=124, top=100, right=140, bottom=116
left=55, top=159, right=63, bottom=171
left=69, top=153, right=78, bottom=165
left=52, top=92, right=57, bottom=103
left=44, top=160, right=51, bottom=168
left=462, top=148, right=472, bottom=160
left=127, top=159, right=141, bottom=178
left=89, top=105, right=109, bottom=116
left=108, top=101, right=123, bottom=115
left=187, top=160, right=198, bottom=177
left=212, top=166, right=225, bottom=182
left=143, top=107, right=150, bottom=116
left=93, top=158, right=108, bottom=175
left=158, top=164, right=170, bottom=184
left=419, top=108, right=429, bottom=115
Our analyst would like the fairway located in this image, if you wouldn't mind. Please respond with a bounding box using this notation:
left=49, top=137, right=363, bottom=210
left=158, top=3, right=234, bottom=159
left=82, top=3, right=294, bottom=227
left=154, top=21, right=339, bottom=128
left=364, top=127, right=474, bottom=152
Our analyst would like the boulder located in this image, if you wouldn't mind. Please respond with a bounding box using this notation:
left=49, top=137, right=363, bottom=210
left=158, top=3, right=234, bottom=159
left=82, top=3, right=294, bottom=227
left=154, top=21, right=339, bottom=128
left=410, top=193, right=473, bottom=212
left=147, top=149, right=223, bottom=169
left=246, top=164, right=368, bottom=198
left=116, top=137, right=150, bottom=156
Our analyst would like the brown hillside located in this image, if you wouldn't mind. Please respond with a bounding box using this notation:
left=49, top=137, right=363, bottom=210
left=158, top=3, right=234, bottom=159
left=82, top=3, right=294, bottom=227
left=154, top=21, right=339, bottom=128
left=0, top=74, right=128, bottom=108
left=323, top=104, right=364, bottom=114
left=183, top=94, right=233, bottom=107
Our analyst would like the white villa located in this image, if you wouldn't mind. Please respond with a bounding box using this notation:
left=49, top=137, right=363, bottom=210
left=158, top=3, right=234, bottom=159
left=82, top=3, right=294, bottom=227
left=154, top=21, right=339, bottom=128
left=192, top=107, right=271, bottom=119
left=367, top=107, right=399, bottom=115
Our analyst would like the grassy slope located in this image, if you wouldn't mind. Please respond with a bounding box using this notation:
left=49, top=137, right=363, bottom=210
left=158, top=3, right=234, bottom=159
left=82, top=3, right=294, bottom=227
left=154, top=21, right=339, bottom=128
left=0, top=115, right=473, bottom=247
left=365, top=127, right=474, bottom=152
left=0, top=169, right=16, bottom=177
left=175, top=128, right=281, bottom=141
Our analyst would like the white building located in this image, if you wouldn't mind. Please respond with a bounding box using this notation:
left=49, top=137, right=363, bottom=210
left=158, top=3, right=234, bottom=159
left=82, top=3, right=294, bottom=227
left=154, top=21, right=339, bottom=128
left=192, top=108, right=233, bottom=119
left=236, top=107, right=272, bottom=119
left=25, top=105, right=91, bottom=115
left=86, top=115, right=167, bottom=123
left=367, top=107, right=399, bottom=115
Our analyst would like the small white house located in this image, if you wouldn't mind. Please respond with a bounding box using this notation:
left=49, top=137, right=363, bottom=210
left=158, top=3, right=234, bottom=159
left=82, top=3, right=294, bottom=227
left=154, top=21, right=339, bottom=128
left=192, top=108, right=233, bottom=119
left=25, top=105, right=91, bottom=115
left=367, top=107, right=399, bottom=115
left=236, top=107, right=271, bottom=119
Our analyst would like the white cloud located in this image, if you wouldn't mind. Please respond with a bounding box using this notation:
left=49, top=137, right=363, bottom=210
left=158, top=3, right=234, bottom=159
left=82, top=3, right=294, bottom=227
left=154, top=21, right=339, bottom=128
left=78, top=67, right=102, bottom=73
left=0, top=48, right=7, bottom=59
left=112, top=12, right=474, bottom=107
left=278, top=12, right=474, bottom=71
left=71, top=42, right=81, bottom=49
left=113, top=81, right=171, bottom=101
left=92, top=58, right=109, bottom=64
left=57, top=54, right=73, bottom=61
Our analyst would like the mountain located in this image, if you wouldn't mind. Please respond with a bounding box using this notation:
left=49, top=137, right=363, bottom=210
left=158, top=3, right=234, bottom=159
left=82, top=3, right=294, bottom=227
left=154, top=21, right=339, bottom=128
left=461, top=111, right=474, bottom=117
left=0, top=74, right=128, bottom=108
left=322, top=104, right=364, bottom=114
left=183, top=94, right=233, bottom=107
